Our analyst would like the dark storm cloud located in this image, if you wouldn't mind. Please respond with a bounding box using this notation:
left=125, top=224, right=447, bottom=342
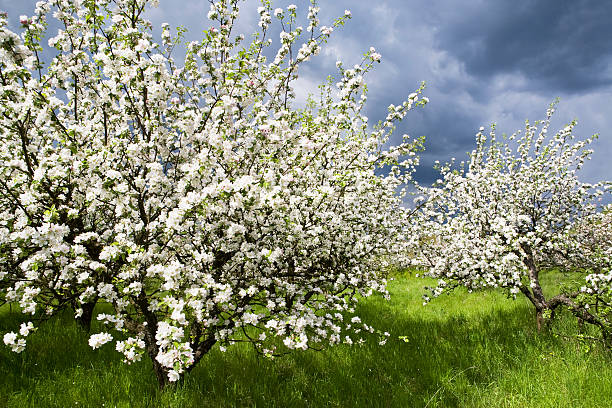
left=321, top=0, right=612, bottom=187
left=399, top=101, right=481, bottom=185
left=435, top=0, right=612, bottom=94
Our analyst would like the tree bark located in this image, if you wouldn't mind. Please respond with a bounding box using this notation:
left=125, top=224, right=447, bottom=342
left=141, top=319, right=171, bottom=389
left=519, top=247, right=610, bottom=337
left=151, top=355, right=170, bottom=389
left=548, top=293, right=606, bottom=332
left=535, top=308, right=544, bottom=332
left=186, top=333, right=217, bottom=374
left=75, top=300, right=97, bottom=331
left=136, top=297, right=174, bottom=389
left=521, top=246, right=552, bottom=331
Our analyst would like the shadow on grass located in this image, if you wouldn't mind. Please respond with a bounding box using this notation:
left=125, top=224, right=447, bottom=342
left=0, top=307, right=160, bottom=407
left=0, top=289, right=607, bottom=408
left=179, top=298, right=546, bottom=407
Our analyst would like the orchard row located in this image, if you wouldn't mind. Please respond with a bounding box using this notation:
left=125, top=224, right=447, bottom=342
left=0, top=0, right=609, bottom=387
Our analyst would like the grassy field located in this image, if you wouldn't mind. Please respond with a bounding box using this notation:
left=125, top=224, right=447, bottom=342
left=2, top=271, right=612, bottom=407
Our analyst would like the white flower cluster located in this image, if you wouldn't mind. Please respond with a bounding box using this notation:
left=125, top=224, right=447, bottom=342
left=88, top=332, right=113, bottom=349
left=116, top=337, right=146, bottom=364
left=576, top=208, right=612, bottom=324
left=582, top=270, right=612, bottom=295
left=3, top=322, right=34, bottom=353
left=0, top=0, right=425, bottom=386
left=154, top=322, right=194, bottom=381
left=566, top=206, right=612, bottom=273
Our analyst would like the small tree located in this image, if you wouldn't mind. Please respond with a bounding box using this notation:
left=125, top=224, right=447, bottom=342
left=414, top=104, right=610, bottom=333
left=0, top=0, right=426, bottom=386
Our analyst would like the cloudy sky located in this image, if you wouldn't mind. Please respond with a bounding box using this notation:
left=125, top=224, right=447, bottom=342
left=3, top=0, right=611, bottom=187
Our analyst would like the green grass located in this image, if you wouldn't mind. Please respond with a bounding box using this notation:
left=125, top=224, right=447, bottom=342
left=2, top=271, right=612, bottom=407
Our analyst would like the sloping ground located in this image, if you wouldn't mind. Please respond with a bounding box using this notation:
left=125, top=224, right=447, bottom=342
left=1, top=271, right=611, bottom=407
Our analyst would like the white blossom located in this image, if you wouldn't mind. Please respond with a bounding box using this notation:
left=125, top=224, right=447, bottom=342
left=88, top=333, right=113, bottom=349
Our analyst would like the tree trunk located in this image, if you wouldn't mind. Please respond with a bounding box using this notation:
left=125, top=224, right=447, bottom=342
left=535, top=306, right=557, bottom=332
left=75, top=300, right=97, bottom=331
left=535, top=308, right=544, bottom=332
left=521, top=247, right=551, bottom=331
left=137, top=299, right=173, bottom=389
left=151, top=357, right=170, bottom=389
left=142, top=326, right=172, bottom=389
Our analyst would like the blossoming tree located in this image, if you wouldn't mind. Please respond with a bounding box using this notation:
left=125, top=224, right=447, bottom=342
left=414, top=104, right=611, bottom=334
left=563, top=205, right=611, bottom=273
left=572, top=206, right=612, bottom=339
left=0, top=0, right=426, bottom=386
